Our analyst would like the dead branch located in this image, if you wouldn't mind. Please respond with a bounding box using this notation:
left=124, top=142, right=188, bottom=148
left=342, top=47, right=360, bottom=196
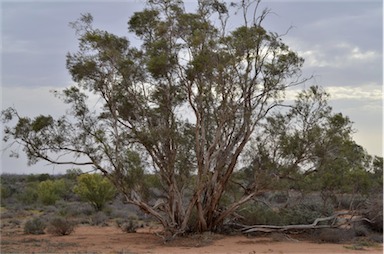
left=226, top=211, right=374, bottom=234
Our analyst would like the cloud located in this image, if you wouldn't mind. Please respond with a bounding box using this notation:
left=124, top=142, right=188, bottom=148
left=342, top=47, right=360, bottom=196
left=298, top=43, right=380, bottom=69
left=326, top=85, right=382, bottom=101
left=285, top=83, right=381, bottom=100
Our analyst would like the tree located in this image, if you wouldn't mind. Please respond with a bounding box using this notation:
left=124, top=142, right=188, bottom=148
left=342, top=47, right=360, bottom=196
left=74, top=174, right=116, bottom=211
left=2, top=0, right=308, bottom=235
left=244, top=86, right=382, bottom=209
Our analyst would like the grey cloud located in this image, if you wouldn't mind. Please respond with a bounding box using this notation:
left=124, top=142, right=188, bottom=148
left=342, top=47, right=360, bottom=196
left=2, top=2, right=145, bottom=88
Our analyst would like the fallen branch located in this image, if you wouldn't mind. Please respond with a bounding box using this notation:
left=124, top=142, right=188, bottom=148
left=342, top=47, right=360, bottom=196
left=227, top=211, right=365, bottom=234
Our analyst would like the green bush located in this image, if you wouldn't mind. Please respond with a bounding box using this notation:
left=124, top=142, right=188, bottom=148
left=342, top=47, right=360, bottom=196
left=74, top=174, right=116, bottom=211
left=17, top=184, right=38, bottom=205
left=238, top=199, right=334, bottom=227
left=37, top=179, right=70, bottom=205
left=280, top=200, right=333, bottom=225
left=24, top=217, right=46, bottom=234
left=239, top=204, right=282, bottom=226
left=0, top=185, right=11, bottom=200
left=47, top=217, right=76, bottom=236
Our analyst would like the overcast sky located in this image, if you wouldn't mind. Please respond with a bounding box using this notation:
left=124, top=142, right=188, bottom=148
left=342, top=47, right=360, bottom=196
left=1, top=0, right=382, bottom=174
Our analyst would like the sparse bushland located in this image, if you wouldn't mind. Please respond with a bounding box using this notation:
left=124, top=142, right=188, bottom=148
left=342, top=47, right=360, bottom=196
left=1, top=0, right=383, bottom=237
left=0, top=169, right=382, bottom=244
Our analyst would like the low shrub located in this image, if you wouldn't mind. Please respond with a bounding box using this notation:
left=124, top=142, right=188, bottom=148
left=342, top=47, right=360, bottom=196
left=364, top=195, right=383, bottom=232
left=239, top=198, right=334, bottom=227
left=280, top=201, right=333, bottom=225
left=317, top=228, right=355, bottom=243
left=238, top=204, right=282, bottom=226
left=46, top=217, right=76, bottom=236
left=116, top=217, right=139, bottom=233
left=90, top=211, right=109, bottom=226
left=368, top=233, right=383, bottom=243
left=337, top=194, right=366, bottom=210
left=17, top=185, right=38, bottom=205
left=353, top=223, right=370, bottom=237
left=9, top=218, right=22, bottom=228
left=24, top=217, right=46, bottom=235
left=269, top=192, right=288, bottom=204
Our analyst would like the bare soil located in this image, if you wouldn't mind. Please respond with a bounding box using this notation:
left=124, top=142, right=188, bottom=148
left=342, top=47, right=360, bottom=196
left=1, top=223, right=382, bottom=254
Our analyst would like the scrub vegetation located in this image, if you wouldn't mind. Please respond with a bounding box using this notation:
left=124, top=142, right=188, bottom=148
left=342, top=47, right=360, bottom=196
left=1, top=0, right=382, bottom=246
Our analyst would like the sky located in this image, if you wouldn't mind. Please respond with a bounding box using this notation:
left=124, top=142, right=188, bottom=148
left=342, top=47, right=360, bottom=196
left=1, top=0, right=382, bottom=175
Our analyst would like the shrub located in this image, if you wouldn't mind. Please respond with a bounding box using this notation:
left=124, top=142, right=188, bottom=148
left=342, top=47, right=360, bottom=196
left=74, top=174, right=116, bottom=211
left=9, top=218, right=22, bottom=228
left=116, top=216, right=139, bottom=233
left=337, top=194, right=366, bottom=210
left=238, top=203, right=282, bottom=226
left=364, top=195, right=383, bottom=232
left=24, top=217, right=46, bottom=234
left=0, top=185, right=11, bottom=200
left=269, top=192, right=288, bottom=204
left=47, top=217, right=76, bottom=236
left=353, top=223, right=370, bottom=237
left=317, top=228, right=355, bottom=243
left=17, top=184, right=38, bottom=205
left=90, top=211, right=109, bottom=226
left=37, top=179, right=69, bottom=205
left=280, top=201, right=333, bottom=225
left=58, top=202, right=94, bottom=218
left=368, top=234, right=383, bottom=243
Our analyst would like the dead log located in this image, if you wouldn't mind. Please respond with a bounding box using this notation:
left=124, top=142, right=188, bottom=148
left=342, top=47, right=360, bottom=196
left=229, top=211, right=353, bottom=233
left=225, top=211, right=375, bottom=234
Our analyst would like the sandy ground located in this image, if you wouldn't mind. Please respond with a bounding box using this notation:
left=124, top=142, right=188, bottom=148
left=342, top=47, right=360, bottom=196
left=1, top=224, right=383, bottom=254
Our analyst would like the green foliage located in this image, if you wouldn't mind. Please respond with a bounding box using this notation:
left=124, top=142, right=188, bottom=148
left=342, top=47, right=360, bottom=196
left=239, top=204, right=282, bottom=226
left=24, top=217, right=46, bottom=234
left=37, top=179, right=69, bottom=205
left=0, top=184, right=11, bottom=201
left=239, top=197, right=334, bottom=227
left=64, top=168, right=83, bottom=180
left=74, top=174, right=116, bottom=211
left=17, top=182, right=38, bottom=205
left=27, top=173, right=51, bottom=182
left=246, top=86, right=382, bottom=200
left=280, top=202, right=333, bottom=225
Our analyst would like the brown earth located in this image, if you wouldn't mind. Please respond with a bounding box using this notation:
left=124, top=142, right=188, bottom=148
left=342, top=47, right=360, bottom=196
left=1, top=223, right=383, bottom=254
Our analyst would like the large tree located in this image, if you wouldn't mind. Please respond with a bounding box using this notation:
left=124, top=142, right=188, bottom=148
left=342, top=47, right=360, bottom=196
left=244, top=86, right=381, bottom=206
left=2, top=0, right=307, bottom=236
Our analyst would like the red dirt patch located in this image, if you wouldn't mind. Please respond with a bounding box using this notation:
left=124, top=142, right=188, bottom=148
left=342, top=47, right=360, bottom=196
left=1, top=224, right=382, bottom=253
